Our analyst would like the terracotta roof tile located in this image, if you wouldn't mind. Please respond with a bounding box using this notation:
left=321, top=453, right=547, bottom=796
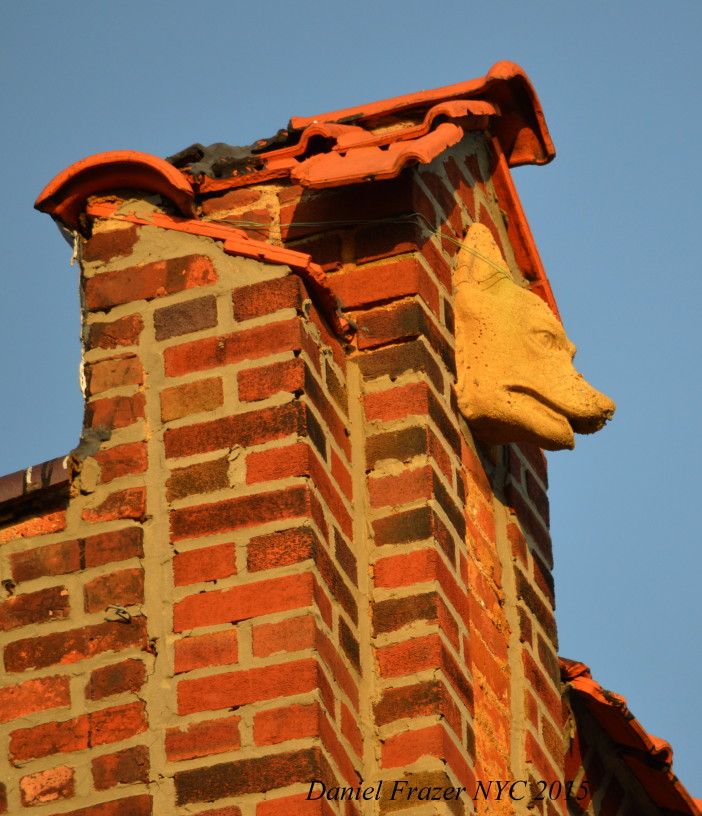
left=167, top=60, right=554, bottom=193
left=561, top=657, right=700, bottom=815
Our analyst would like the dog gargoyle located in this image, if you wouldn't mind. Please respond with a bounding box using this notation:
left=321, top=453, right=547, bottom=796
left=453, top=223, right=615, bottom=450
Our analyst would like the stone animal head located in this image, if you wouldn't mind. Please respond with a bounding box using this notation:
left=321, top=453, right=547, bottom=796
left=453, top=224, right=615, bottom=450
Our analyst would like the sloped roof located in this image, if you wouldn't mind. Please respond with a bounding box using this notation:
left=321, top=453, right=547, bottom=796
left=561, top=658, right=701, bottom=815
left=166, top=60, right=554, bottom=193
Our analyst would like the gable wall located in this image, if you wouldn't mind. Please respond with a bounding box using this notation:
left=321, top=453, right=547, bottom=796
left=1, top=132, right=565, bottom=816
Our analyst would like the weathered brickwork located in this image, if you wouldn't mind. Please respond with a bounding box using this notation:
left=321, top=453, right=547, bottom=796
left=4, top=100, right=681, bottom=814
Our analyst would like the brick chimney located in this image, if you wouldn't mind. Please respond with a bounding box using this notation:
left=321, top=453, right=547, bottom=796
left=0, top=63, right=624, bottom=816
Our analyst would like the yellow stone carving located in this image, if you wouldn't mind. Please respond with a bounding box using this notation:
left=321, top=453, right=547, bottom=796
left=453, top=224, right=615, bottom=450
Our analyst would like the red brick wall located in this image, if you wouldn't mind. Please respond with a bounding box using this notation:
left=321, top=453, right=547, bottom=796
left=1, top=132, right=566, bottom=814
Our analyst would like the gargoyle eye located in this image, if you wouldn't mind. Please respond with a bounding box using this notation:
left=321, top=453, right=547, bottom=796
left=534, top=330, right=560, bottom=350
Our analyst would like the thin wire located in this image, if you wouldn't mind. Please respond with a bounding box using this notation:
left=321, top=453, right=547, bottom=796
left=206, top=210, right=514, bottom=282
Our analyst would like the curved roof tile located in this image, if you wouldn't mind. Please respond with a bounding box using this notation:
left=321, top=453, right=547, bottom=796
left=561, top=658, right=700, bottom=815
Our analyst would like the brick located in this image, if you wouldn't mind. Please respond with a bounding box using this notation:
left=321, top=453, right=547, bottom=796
left=324, top=360, right=347, bottom=412
left=166, top=715, right=240, bottom=761
left=354, top=218, right=423, bottom=265
left=231, top=274, right=304, bottom=321
left=372, top=505, right=433, bottom=545
left=369, top=464, right=432, bottom=508
left=444, top=156, right=478, bottom=222
left=10, top=528, right=141, bottom=582
left=167, top=456, right=229, bottom=502
left=525, top=730, right=559, bottom=780
left=382, top=724, right=474, bottom=790
left=0, top=585, right=70, bottom=631
left=4, top=616, right=148, bottom=672
left=92, top=701, right=148, bottom=746
left=334, top=532, right=357, bottom=584
left=84, top=567, right=144, bottom=612
left=170, top=484, right=310, bottom=542
left=515, top=567, right=557, bottom=644
left=247, top=527, right=357, bottom=623
left=54, top=794, right=152, bottom=816
left=252, top=614, right=316, bottom=658
left=254, top=702, right=318, bottom=745
left=198, top=808, right=242, bottom=816
left=10, top=715, right=88, bottom=763
left=10, top=539, right=80, bottom=582
left=532, top=551, right=555, bottom=607
left=354, top=300, right=453, bottom=378
left=303, top=362, right=351, bottom=459
left=177, top=658, right=318, bottom=715
left=86, top=392, right=145, bottom=430
left=376, top=633, right=472, bottom=710
left=224, top=206, right=273, bottom=238
left=339, top=617, right=360, bottom=670
left=92, top=745, right=150, bottom=790
left=340, top=701, right=363, bottom=757
left=84, top=527, right=144, bottom=567
left=526, top=468, right=550, bottom=526
left=468, top=596, right=508, bottom=663
left=201, top=186, right=262, bottom=214
left=375, top=548, right=468, bottom=624
left=315, top=628, right=359, bottom=710
left=86, top=354, right=143, bottom=395
left=238, top=357, right=305, bottom=402
left=246, top=441, right=309, bottom=484
left=505, top=482, right=553, bottom=567
left=164, top=401, right=305, bottom=459
left=373, top=591, right=448, bottom=635
left=257, top=793, right=334, bottom=816
left=363, top=379, right=428, bottom=422
left=279, top=176, right=410, bottom=241
left=173, top=541, right=236, bottom=586
left=246, top=443, right=353, bottom=538
left=357, top=338, right=442, bottom=391
left=174, top=572, right=315, bottom=632
left=0, top=509, right=66, bottom=545
left=376, top=634, right=441, bottom=678
left=160, top=376, right=223, bottom=422
left=366, top=425, right=428, bottom=468
left=523, top=650, right=561, bottom=721
left=0, top=675, right=71, bottom=724
left=375, top=679, right=461, bottom=736
left=329, top=256, right=439, bottom=314
left=163, top=318, right=301, bottom=377
left=174, top=746, right=333, bottom=805
left=87, top=658, right=147, bottom=700
left=467, top=630, right=508, bottom=703
left=95, top=441, right=148, bottom=483
left=88, top=313, right=143, bottom=349
left=174, top=629, right=238, bottom=674
left=517, top=442, right=549, bottom=487
left=20, top=765, right=75, bottom=806
left=84, top=254, right=217, bottom=310
left=154, top=294, right=217, bottom=340
left=507, top=521, right=528, bottom=566
left=419, top=170, right=463, bottom=236
left=10, top=702, right=146, bottom=763
left=82, top=487, right=146, bottom=523
left=82, top=224, right=139, bottom=262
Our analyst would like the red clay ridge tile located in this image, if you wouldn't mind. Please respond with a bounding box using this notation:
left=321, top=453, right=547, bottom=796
left=560, top=657, right=699, bottom=815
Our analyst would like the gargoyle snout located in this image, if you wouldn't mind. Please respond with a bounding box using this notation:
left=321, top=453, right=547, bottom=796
left=565, top=377, right=616, bottom=435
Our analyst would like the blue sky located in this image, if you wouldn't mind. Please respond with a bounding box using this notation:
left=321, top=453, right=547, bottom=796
left=2, top=1, right=700, bottom=794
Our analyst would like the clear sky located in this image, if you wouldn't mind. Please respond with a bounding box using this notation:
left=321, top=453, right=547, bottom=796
left=1, top=0, right=700, bottom=794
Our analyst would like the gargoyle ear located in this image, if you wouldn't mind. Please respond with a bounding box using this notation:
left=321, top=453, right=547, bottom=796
left=454, top=223, right=511, bottom=290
